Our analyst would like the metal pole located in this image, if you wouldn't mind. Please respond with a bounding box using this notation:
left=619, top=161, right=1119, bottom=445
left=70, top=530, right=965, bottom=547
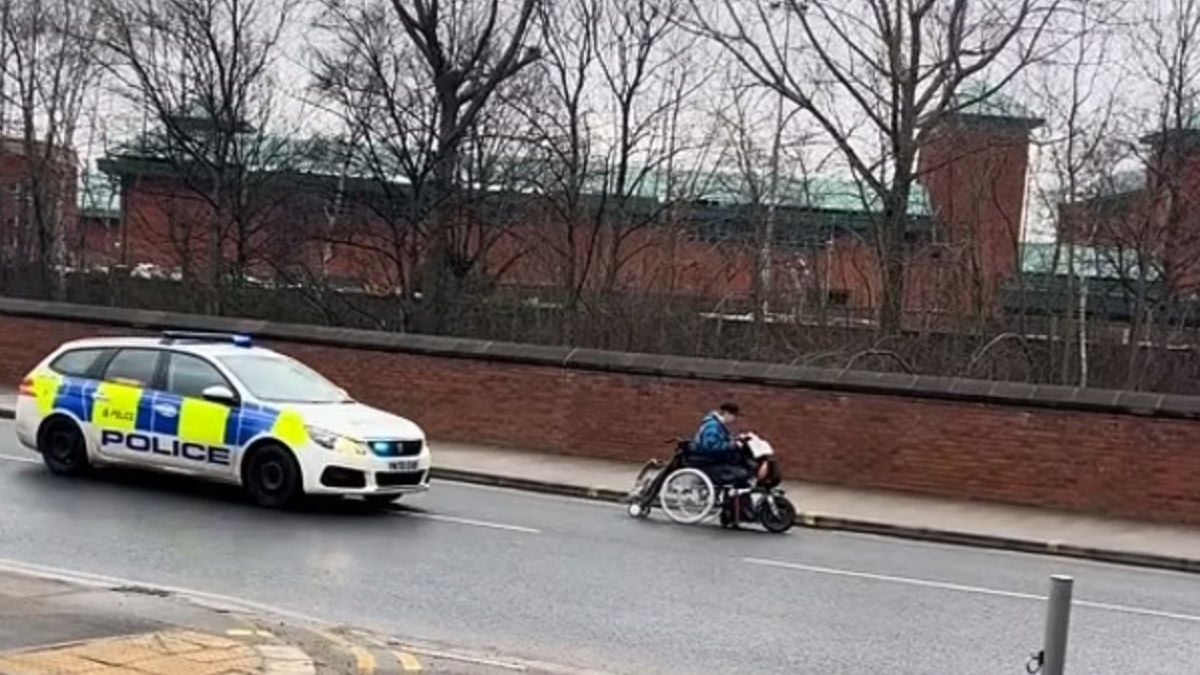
left=1043, top=575, right=1074, bottom=675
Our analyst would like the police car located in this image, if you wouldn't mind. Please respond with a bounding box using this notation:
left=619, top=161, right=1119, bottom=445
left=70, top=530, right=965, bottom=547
left=14, top=331, right=431, bottom=507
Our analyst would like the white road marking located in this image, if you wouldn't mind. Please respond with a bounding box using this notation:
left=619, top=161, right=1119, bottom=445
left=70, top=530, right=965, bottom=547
left=396, top=511, right=542, bottom=535
left=0, top=452, right=40, bottom=465
left=1073, top=598, right=1200, bottom=623
left=744, top=557, right=1200, bottom=623
left=746, top=557, right=1042, bottom=601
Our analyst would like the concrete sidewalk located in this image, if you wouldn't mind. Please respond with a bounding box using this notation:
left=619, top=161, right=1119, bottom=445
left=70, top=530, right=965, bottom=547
left=3, top=392, right=1199, bottom=573
left=0, top=564, right=576, bottom=675
left=430, top=441, right=1200, bottom=573
left=0, top=569, right=322, bottom=674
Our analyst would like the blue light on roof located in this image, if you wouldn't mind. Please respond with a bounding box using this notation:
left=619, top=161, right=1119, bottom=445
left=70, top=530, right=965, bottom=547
left=233, top=335, right=253, bottom=347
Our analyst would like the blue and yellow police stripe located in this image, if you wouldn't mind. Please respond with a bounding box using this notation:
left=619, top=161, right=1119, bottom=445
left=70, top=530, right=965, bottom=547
left=31, top=372, right=309, bottom=450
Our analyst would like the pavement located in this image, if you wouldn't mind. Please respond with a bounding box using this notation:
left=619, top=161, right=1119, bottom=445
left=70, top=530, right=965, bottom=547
left=0, top=562, right=577, bottom=675
left=0, top=568, right=350, bottom=675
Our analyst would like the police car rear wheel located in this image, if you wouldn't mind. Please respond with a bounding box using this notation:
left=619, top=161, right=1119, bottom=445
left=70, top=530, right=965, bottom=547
left=245, top=445, right=302, bottom=508
left=39, top=418, right=89, bottom=476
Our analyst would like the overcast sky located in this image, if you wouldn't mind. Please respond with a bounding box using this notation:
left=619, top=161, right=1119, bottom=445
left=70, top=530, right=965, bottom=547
left=67, top=0, right=1193, bottom=245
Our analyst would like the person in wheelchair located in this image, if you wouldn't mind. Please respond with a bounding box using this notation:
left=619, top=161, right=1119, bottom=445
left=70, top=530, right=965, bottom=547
left=690, top=402, right=753, bottom=487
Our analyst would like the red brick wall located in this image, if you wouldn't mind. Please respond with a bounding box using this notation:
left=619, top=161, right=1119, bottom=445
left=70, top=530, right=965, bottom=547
left=3, top=308, right=1200, bottom=525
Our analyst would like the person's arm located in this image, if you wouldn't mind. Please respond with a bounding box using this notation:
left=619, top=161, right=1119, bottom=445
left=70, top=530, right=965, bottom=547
left=711, top=424, right=743, bottom=460
left=695, top=422, right=722, bottom=454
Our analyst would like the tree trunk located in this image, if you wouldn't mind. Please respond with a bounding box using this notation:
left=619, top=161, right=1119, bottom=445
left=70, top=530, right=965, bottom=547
left=878, top=201, right=908, bottom=335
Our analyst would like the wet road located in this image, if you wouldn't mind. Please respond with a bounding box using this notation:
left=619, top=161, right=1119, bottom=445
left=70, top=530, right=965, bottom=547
left=2, top=420, right=1199, bottom=674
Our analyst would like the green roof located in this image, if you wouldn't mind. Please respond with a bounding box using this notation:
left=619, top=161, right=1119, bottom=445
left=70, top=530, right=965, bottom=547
left=79, top=169, right=120, bottom=218
left=955, top=83, right=1039, bottom=121
left=1022, top=242, right=1160, bottom=280
left=105, top=111, right=947, bottom=223
left=499, top=159, right=932, bottom=216
left=693, top=171, right=932, bottom=216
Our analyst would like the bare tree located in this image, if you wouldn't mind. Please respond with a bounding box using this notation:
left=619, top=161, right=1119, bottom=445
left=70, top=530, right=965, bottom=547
left=94, top=0, right=300, bottom=312
left=511, top=0, right=712, bottom=342
left=1025, top=0, right=1128, bottom=386
left=0, top=0, right=103, bottom=298
left=688, top=0, right=1061, bottom=334
left=709, top=74, right=839, bottom=323
left=382, top=0, right=541, bottom=331
left=310, top=0, right=540, bottom=331
left=1115, top=0, right=1200, bottom=388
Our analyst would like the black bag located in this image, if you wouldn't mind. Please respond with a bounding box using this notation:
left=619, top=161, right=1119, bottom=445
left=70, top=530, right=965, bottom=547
left=756, top=457, right=782, bottom=488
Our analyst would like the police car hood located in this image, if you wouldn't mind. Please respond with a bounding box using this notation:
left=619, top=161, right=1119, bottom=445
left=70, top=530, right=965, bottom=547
left=287, top=402, right=424, bottom=441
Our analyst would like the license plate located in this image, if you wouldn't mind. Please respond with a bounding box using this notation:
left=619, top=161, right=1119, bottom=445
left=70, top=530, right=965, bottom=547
left=388, top=460, right=419, bottom=472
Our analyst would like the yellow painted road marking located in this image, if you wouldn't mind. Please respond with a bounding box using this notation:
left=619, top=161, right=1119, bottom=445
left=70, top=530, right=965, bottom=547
left=314, top=629, right=376, bottom=674
left=396, top=650, right=423, bottom=672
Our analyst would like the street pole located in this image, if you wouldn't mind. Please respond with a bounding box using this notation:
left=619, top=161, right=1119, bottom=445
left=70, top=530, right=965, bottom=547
left=1042, top=575, right=1073, bottom=675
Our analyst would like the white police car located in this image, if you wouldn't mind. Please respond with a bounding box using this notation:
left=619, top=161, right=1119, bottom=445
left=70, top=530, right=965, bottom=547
left=14, top=331, right=431, bottom=507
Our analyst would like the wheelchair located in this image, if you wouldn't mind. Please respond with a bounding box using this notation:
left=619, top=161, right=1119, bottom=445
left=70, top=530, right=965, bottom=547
left=625, top=439, right=794, bottom=532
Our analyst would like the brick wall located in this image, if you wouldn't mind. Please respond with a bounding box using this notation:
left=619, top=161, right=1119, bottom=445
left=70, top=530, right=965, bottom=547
left=3, top=297, right=1200, bottom=525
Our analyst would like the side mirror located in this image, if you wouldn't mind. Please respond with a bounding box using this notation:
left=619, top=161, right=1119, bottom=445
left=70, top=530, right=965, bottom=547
left=202, top=384, right=239, bottom=406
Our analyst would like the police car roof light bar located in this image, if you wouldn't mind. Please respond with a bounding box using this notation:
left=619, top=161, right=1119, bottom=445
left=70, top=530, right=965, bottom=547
left=160, top=330, right=253, bottom=347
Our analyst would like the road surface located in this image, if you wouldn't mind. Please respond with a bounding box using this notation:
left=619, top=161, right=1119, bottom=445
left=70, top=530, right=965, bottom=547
left=1, top=420, right=1198, bottom=674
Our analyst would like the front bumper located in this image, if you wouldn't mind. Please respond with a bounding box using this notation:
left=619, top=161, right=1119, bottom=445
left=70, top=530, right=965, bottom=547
left=298, top=444, right=432, bottom=495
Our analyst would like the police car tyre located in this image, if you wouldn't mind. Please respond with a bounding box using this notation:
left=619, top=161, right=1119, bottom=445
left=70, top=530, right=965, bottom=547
left=244, top=444, right=303, bottom=508
left=38, top=416, right=90, bottom=476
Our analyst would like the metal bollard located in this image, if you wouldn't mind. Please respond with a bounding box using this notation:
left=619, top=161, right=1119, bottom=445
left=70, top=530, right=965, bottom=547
left=1042, top=575, right=1074, bottom=675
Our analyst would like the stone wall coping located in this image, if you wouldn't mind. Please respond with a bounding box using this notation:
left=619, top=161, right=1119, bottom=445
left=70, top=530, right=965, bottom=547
left=2, top=296, right=1195, bottom=420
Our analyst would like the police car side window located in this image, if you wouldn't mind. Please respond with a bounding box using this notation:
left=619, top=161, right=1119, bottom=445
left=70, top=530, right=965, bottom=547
left=50, top=349, right=109, bottom=377
left=103, top=349, right=162, bottom=388
left=166, top=353, right=229, bottom=400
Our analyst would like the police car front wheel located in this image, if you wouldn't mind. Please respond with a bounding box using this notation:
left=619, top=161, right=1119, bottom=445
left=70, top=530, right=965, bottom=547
left=244, top=444, right=303, bottom=508
left=38, top=417, right=90, bottom=476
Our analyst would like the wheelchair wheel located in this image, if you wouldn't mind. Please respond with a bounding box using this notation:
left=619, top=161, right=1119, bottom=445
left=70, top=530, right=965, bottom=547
left=659, top=468, right=716, bottom=525
left=760, top=494, right=796, bottom=534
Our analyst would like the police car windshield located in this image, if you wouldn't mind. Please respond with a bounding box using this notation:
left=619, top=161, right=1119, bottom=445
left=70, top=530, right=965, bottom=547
left=217, top=354, right=352, bottom=404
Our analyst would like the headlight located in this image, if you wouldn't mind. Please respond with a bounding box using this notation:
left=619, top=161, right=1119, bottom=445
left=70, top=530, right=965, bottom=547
left=306, top=426, right=340, bottom=449
left=306, top=426, right=370, bottom=456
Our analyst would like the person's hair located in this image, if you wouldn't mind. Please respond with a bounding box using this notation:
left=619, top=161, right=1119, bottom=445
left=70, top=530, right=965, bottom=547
left=719, top=402, right=740, bottom=416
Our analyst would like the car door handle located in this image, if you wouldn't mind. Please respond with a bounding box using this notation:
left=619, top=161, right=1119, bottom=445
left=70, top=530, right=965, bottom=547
left=153, top=404, right=178, bottom=418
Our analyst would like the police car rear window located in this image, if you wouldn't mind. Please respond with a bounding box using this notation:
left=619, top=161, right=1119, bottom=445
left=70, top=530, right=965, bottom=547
left=49, top=348, right=109, bottom=377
